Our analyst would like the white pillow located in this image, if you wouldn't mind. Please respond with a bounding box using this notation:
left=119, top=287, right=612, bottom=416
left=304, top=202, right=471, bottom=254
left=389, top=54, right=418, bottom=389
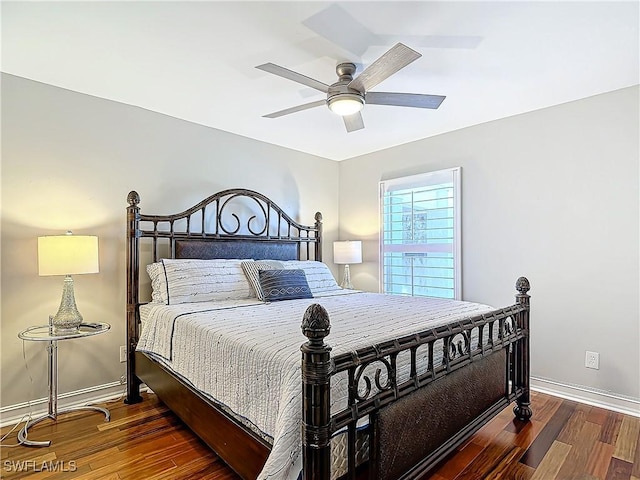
left=281, top=260, right=341, bottom=295
left=148, top=259, right=253, bottom=305
left=241, top=260, right=284, bottom=301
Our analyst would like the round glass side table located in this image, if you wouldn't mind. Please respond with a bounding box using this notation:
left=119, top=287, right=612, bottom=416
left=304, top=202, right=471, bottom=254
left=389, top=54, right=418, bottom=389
left=17, top=321, right=111, bottom=447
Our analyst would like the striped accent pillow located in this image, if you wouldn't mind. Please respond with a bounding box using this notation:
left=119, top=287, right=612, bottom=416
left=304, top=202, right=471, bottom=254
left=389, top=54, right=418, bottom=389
left=281, top=260, right=341, bottom=294
left=258, top=269, right=312, bottom=302
left=156, top=259, right=253, bottom=305
left=241, top=260, right=284, bottom=300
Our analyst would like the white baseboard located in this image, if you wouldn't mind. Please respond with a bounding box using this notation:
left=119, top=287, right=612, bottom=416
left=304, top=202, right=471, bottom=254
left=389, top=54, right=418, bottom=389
left=531, top=376, right=640, bottom=417
left=3, top=377, right=637, bottom=428
left=0, top=381, right=127, bottom=428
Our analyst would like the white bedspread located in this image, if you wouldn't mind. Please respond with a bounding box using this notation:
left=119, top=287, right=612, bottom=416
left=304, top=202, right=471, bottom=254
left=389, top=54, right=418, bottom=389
left=137, top=292, right=493, bottom=479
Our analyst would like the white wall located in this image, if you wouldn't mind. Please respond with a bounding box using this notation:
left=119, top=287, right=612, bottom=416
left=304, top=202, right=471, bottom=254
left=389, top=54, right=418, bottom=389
left=1, top=74, right=340, bottom=408
left=339, top=86, right=640, bottom=402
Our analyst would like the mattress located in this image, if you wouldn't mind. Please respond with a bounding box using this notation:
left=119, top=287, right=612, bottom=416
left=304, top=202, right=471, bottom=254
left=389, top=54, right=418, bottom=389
left=137, top=292, right=494, bottom=479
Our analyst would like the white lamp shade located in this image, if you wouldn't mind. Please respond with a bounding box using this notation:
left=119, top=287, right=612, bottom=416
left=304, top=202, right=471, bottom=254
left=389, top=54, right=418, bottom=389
left=38, top=235, right=99, bottom=276
left=333, top=240, right=362, bottom=265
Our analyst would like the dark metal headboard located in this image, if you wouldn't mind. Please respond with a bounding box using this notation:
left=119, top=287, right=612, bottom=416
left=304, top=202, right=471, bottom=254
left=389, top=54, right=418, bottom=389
left=125, top=188, right=322, bottom=402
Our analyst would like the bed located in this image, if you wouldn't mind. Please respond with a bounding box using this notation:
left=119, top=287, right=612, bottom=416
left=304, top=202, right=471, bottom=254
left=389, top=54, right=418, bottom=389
left=125, top=188, right=532, bottom=480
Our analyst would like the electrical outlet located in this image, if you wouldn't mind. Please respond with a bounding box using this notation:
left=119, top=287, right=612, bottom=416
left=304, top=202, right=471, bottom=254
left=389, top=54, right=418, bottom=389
left=120, top=346, right=127, bottom=363
left=585, top=351, right=599, bottom=370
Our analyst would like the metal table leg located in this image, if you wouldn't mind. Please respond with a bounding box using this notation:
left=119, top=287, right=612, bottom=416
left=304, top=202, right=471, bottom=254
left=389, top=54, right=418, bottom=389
left=18, top=339, right=110, bottom=447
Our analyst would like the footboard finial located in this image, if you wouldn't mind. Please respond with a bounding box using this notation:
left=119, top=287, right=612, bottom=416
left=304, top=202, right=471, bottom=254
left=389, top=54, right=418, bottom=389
left=301, top=303, right=332, bottom=480
left=302, top=303, right=331, bottom=343
left=516, top=276, right=530, bottom=295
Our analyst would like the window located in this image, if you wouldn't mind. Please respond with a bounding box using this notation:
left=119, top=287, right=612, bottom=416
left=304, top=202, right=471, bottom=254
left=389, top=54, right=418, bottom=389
left=379, top=168, right=461, bottom=299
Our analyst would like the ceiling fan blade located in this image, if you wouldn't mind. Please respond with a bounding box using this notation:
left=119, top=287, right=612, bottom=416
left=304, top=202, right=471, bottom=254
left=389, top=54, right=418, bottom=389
left=343, top=112, right=365, bottom=132
left=263, top=100, right=326, bottom=119
left=366, top=92, right=446, bottom=109
left=256, top=63, right=329, bottom=93
left=348, top=43, right=421, bottom=93
left=302, top=4, right=375, bottom=57
left=302, top=5, right=482, bottom=57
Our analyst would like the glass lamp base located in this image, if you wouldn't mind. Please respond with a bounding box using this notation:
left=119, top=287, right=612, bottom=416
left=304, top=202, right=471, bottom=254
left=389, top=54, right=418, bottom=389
left=52, top=275, right=83, bottom=333
left=340, top=264, right=353, bottom=289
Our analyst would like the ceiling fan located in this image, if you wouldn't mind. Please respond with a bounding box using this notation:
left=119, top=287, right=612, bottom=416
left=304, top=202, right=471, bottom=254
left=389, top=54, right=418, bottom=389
left=256, top=43, right=446, bottom=133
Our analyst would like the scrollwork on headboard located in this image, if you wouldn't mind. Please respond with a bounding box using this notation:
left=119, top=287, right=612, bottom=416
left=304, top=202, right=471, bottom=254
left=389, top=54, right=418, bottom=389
left=126, top=188, right=323, bottom=263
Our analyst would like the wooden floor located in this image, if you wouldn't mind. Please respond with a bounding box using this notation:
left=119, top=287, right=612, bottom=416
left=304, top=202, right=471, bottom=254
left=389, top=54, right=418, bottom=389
left=1, top=391, right=639, bottom=479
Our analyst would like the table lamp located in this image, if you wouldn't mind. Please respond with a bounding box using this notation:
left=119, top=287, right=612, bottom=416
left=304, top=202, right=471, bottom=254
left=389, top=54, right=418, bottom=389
left=333, top=240, right=362, bottom=289
left=38, top=232, right=99, bottom=333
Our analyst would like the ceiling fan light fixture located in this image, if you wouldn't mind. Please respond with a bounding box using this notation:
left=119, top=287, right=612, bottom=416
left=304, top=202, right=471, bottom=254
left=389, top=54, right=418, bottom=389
left=327, top=94, right=364, bottom=116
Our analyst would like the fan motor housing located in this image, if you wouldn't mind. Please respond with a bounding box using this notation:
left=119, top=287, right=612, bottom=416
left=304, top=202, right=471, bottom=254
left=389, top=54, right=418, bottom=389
left=327, top=85, right=364, bottom=101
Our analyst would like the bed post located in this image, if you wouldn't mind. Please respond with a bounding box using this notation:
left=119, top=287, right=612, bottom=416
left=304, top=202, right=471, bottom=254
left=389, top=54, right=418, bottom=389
left=513, top=276, right=532, bottom=421
left=314, top=212, right=323, bottom=262
left=301, top=303, right=332, bottom=480
left=125, top=191, right=143, bottom=404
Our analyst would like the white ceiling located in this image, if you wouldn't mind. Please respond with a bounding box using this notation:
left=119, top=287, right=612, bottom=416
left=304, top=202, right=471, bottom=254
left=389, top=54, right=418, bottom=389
left=2, top=1, right=638, bottom=161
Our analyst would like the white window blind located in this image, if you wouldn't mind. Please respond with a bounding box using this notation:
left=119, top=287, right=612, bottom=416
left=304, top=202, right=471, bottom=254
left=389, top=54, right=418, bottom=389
left=379, top=167, right=461, bottom=299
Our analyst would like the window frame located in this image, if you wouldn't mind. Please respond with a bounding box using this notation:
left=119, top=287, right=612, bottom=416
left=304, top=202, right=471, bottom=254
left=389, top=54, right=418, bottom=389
left=378, top=167, right=462, bottom=300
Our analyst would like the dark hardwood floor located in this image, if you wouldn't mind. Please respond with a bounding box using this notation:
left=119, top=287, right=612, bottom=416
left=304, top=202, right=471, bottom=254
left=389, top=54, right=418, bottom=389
left=1, top=391, right=638, bottom=479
